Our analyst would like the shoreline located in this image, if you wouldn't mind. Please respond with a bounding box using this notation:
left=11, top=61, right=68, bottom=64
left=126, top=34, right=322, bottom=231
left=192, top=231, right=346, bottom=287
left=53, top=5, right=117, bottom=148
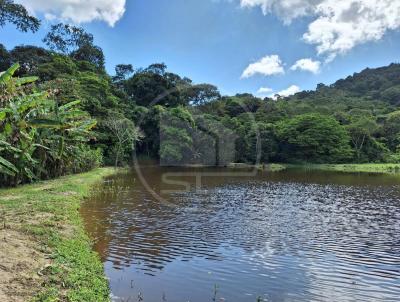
left=286, top=163, right=400, bottom=174
left=228, top=163, right=400, bottom=174
left=0, top=168, right=116, bottom=302
left=141, top=161, right=400, bottom=174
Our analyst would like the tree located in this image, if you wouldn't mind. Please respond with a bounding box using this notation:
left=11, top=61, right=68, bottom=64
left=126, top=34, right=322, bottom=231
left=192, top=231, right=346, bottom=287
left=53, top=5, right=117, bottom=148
left=113, top=64, right=134, bottom=82
left=183, top=84, right=220, bottom=105
left=104, top=117, right=141, bottom=167
left=383, top=111, right=400, bottom=151
left=0, top=0, right=40, bottom=32
left=43, top=23, right=105, bottom=69
left=381, top=86, right=400, bottom=105
left=276, top=114, right=353, bottom=163
left=9, top=45, right=52, bottom=75
left=0, top=43, right=10, bottom=70
left=124, top=64, right=190, bottom=107
left=159, top=107, right=194, bottom=165
left=247, top=122, right=278, bottom=163
left=346, top=117, right=379, bottom=162
left=70, top=44, right=105, bottom=70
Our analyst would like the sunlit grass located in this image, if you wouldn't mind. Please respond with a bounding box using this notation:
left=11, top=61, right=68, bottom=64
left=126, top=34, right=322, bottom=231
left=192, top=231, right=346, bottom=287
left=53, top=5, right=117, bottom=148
left=293, top=163, right=400, bottom=174
left=0, top=168, right=116, bottom=302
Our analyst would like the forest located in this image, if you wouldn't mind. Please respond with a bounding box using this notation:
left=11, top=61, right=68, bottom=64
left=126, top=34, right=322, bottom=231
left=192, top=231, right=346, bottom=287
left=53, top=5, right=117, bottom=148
left=1, top=0, right=400, bottom=186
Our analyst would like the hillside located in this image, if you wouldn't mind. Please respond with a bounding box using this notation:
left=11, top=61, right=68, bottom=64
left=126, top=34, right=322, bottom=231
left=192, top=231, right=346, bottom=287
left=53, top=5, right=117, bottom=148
left=2, top=34, right=400, bottom=187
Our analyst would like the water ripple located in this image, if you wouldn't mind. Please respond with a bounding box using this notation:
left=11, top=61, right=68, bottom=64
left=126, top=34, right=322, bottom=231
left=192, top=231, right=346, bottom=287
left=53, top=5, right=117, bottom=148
left=81, top=168, right=400, bottom=302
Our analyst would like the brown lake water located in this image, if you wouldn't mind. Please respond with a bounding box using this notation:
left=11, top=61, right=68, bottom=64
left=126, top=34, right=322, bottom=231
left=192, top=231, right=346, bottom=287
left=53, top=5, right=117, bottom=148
left=81, top=165, right=400, bottom=302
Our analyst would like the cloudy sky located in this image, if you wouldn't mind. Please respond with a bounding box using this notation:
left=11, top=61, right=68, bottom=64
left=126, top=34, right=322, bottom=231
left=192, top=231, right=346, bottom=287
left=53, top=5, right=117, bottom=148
left=2, top=0, right=400, bottom=96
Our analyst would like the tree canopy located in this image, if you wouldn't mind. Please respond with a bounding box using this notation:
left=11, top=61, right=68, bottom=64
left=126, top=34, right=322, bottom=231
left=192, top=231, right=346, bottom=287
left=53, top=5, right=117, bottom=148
left=0, top=0, right=40, bottom=32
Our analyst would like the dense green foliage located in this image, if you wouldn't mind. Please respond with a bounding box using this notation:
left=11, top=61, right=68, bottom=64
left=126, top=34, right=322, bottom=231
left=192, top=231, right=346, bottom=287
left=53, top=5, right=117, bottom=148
left=0, top=64, right=100, bottom=186
left=275, top=114, right=353, bottom=163
left=2, top=3, right=400, bottom=185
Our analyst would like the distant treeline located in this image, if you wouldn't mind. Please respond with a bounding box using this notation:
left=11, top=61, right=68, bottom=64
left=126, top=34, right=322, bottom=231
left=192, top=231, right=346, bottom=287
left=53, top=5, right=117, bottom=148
left=1, top=0, right=400, bottom=186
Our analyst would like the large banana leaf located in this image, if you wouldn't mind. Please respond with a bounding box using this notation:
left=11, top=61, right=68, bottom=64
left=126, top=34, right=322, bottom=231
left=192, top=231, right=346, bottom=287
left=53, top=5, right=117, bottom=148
left=0, top=63, right=38, bottom=87
left=15, top=76, right=39, bottom=86
left=0, top=140, right=22, bottom=153
left=59, top=100, right=81, bottom=110
left=79, top=119, right=97, bottom=130
left=17, top=93, right=52, bottom=113
left=0, top=63, right=19, bottom=83
left=29, top=119, right=64, bottom=128
left=0, top=156, right=18, bottom=176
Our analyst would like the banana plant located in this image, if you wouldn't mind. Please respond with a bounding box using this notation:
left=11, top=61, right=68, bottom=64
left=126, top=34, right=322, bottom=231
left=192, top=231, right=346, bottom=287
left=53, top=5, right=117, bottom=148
left=1, top=63, right=98, bottom=185
left=0, top=138, right=19, bottom=176
left=30, top=100, right=97, bottom=176
left=0, top=64, right=53, bottom=184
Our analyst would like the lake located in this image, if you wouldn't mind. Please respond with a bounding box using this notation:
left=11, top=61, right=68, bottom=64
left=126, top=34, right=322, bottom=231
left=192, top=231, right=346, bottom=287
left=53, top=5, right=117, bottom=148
left=81, top=164, right=400, bottom=302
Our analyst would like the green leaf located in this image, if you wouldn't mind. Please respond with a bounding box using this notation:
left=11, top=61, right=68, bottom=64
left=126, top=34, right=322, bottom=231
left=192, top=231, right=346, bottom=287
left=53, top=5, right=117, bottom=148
left=29, top=119, right=63, bottom=128
left=24, top=167, right=36, bottom=180
left=15, top=76, right=38, bottom=86
left=4, top=123, right=12, bottom=136
left=0, top=63, right=20, bottom=83
left=0, top=140, right=21, bottom=153
left=59, top=100, right=81, bottom=110
left=33, top=143, right=50, bottom=150
left=0, top=109, right=12, bottom=121
left=0, top=156, right=18, bottom=176
left=79, top=119, right=97, bottom=131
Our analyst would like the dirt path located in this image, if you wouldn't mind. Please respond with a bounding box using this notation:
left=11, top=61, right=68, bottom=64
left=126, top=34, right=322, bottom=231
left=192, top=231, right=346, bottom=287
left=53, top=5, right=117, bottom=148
left=0, top=168, right=115, bottom=301
left=0, top=227, right=49, bottom=301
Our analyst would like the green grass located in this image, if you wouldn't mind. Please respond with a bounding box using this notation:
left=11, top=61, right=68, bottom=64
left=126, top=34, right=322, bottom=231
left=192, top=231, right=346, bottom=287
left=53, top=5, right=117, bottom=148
left=260, top=163, right=287, bottom=172
left=291, top=163, right=400, bottom=174
left=229, top=162, right=400, bottom=174
left=228, top=163, right=287, bottom=172
left=0, top=168, right=116, bottom=302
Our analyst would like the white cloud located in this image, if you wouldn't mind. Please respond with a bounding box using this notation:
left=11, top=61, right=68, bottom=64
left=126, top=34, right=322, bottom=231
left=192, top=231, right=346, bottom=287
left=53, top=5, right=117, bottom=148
left=241, top=55, right=284, bottom=78
left=16, top=0, right=126, bottom=27
left=240, top=0, right=400, bottom=60
left=240, top=0, right=318, bottom=24
left=290, top=58, right=321, bottom=73
left=303, top=0, right=400, bottom=59
left=270, top=85, right=301, bottom=99
left=257, top=86, right=273, bottom=94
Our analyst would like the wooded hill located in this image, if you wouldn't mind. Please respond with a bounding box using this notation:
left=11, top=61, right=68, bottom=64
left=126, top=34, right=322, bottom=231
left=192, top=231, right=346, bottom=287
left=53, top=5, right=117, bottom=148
left=1, top=2, right=400, bottom=186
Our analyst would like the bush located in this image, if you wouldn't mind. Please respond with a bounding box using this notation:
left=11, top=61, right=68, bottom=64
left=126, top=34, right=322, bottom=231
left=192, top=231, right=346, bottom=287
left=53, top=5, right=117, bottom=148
left=387, top=153, right=400, bottom=163
left=70, top=146, right=103, bottom=173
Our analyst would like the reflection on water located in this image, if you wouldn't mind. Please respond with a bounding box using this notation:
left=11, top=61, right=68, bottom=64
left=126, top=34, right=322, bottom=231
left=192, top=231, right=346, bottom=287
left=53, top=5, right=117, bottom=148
left=81, top=164, right=400, bottom=301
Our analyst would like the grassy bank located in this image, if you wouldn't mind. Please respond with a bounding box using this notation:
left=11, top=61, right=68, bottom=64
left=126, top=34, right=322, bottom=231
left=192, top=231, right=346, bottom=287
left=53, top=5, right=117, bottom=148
left=228, top=162, right=400, bottom=174
left=290, top=163, right=400, bottom=174
left=228, top=163, right=287, bottom=172
left=0, top=168, right=115, bottom=302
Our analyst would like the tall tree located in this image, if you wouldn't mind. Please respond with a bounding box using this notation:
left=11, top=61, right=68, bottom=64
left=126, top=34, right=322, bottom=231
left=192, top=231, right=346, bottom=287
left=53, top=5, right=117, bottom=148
left=124, top=63, right=190, bottom=107
left=43, top=23, right=105, bottom=69
left=276, top=114, right=353, bottom=163
left=0, top=43, right=10, bottom=70
left=383, top=111, right=400, bottom=151
left=112, top=63, right=134, bottom=92
left=183, top=84, right=220, bottom=106
left=346, top=117, right=379, bottom=162
left=0, top=0, right=40, bottom=32
left=104, top=117, right=141, bottom=167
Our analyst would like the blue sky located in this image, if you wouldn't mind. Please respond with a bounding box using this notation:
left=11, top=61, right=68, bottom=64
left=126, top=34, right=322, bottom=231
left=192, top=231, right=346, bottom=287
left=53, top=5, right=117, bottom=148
left=2, top=0, right=400, bottom=96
